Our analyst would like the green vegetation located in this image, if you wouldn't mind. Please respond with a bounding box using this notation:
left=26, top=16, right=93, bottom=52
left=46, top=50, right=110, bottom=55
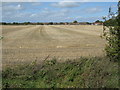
left=104, top=18, right=117, bottom=26
left=95, top=20, right=103, bottom=23
left=73, top=20, right=78, bottom=23
left=49, top=22, right=54, bottom=25
left=2, top=57, right=118, bottom=88
left=0, top=36, right=3, bottom=40
left=103, top=2, right=120, bottom=61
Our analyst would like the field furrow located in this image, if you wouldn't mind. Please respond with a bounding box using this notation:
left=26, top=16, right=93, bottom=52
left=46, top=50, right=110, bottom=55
left=2, top=25, right=106, bottom=66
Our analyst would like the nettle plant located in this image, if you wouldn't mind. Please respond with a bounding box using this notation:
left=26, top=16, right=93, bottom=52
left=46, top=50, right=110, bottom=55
left=103, top=1, right=120, bottom=62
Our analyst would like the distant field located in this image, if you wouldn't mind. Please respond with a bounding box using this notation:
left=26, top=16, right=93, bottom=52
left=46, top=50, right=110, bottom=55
left=2, top=25, right=106, bottom=67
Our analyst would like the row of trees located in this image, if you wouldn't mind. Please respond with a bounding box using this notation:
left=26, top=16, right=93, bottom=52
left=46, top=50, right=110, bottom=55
left=0, top=22, right=70, bottom=25
left=1, top=22, right=44, bottom=25
left=1, top=20, right=103, bottom=25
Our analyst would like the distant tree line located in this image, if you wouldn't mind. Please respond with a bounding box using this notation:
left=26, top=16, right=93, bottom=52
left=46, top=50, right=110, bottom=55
left=0, top=22, right=44, bottom=25
left=0, top=20, right=103, bottom=25
left=95, top=20, right=103, bottom=23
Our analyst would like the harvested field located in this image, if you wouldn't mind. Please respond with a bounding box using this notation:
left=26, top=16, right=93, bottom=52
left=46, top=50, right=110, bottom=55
left=2, top=25, right=106, bottom=66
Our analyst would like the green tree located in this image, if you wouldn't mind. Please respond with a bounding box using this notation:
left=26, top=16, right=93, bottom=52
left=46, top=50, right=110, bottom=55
left=23, top=22, right=31, bottom=25
left=104, top=18, right=117, bottom=26
left=95, top=20, right=103, bottom=23
left=49, top=22, right=53, bottom=25
left=103, top=1, right=120, bottom=61
left=60, top=22, right=64, bottom=25
left=2, top=22, right=7, bottom=25
left=13, top=22, right=19, bottom=25
left=73, top=20, right=78, bottom=23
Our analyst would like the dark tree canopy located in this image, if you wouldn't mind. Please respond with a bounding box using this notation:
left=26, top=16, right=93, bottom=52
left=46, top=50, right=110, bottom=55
left=73, top=20, right=78, bottom=23
left=95, top=20, right=103, bottom=23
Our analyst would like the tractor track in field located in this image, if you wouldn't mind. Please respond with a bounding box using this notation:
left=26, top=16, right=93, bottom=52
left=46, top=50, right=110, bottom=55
left=2, top=25, right=106, bottom=66
left=50, top=25, right=87, bottom=36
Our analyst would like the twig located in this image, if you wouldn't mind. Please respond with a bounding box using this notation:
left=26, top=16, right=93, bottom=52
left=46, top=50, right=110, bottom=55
left=43, top=54, right=50, bottom=61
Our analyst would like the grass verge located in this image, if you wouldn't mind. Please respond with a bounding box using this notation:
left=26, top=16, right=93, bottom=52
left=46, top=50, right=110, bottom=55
left=2, top=57, right=118, bottom=88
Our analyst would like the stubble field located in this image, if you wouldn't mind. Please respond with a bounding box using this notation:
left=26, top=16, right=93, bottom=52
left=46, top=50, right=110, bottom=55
left=2, top=25, right=106, bottom=67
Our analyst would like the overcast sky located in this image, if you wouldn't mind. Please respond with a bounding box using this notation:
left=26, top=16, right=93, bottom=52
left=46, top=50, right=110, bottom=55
left=1, top=2, right=118, bottom=22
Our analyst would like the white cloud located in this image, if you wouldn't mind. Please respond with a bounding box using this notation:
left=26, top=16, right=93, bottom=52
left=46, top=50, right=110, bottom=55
left=84, top=7, right=102, bottom=13
left=39, top=8, right=70, bottom=19
left=51, top=1, right=81, bottom=8
left=1, top=2, right=110, bottom=22
left=2, top=5, right=104, bottom=22
left=2, top=7, right=71, bottom=22
left=31, top=2, right=41, bottom=6
left=17, top=4, right=21, bottom=8
left=30, top=14, right=37, bottom=17
left=2, top=4, right=23, bottom=11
